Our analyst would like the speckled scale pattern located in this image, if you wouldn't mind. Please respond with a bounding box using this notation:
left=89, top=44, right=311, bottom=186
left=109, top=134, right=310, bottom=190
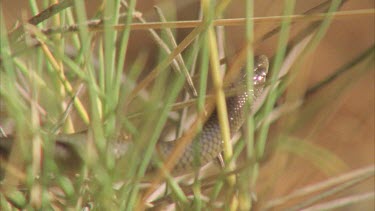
left=158, top=55, right=269, bottom=172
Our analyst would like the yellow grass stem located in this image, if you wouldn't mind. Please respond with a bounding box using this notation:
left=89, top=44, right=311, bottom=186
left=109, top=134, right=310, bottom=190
left=37, top=39, right=90, bottom=125
left=41, top=9, right=374, bottom=34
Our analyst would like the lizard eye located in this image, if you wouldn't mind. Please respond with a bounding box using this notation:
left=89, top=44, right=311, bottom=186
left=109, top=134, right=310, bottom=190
left=239, top=55, right=269, bottom=85
left=253, top=68, right=267, bottom=85
left=253, top=55, right=269, bottom=85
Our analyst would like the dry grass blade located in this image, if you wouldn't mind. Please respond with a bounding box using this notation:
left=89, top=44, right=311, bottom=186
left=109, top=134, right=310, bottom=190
left=8, top=0, right=73, bottom=43
left=154, top=6, right=197, bottom=97
left=38, top=9, right=374, bottom=33
left=121, top=1, right=197, bottom=98
left=127, top=23, right=205, bottom=102
left=305, top=43, right=375, bottom=97
left=301, top=191, right=374, bottom=211
left=265, top=165, right=374, bottom=209
left=287, top=169, right=374, bottom=211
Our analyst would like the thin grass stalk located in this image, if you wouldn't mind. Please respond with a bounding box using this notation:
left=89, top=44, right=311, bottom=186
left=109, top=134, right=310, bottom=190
left=10, top=9, right=373, bottom=60
left=65, top=8, right=82, bottom=56
left=292, top=47, right=373, bottom=134
left=131, top=72, right=186, bottom=210
left=265, top=165, right=375, bottom=209
left=284, top=0, right=344, bottom=91
left=270, top=52, right=374, bottom=210
left=28, top=1, right=40, bottom=21
left=253, top=1, right=346, bottom=129
left=127, top=23, right=205, bottom=102
left=237, top=0, right=256, bottom=209
left=0, top=8, right=31, bottom=191
left=101, top=0, right=137, bottom=146
left=115, top=54, right=146, bottom=136
left=206, top=0, right=240, bottom=209
left=103, top=0, right=118, bottom=107
left=115, top=0, right=137, bottom=100
left=124, top=54, right=174, bottom=208
left=34, top=22, right=53, bottom=208
left=36, top=9, right=374, bottom=34
left=208, top=179, right=225, bottom=206
left=176, top=26, right=201, bottom=139
left=244, top=0, right=255, bottom=162
left=116, top=64, right=148, bottom=208
left=184, top=13, right=208, bottom=211
left=258, top=0, right=346, bottom=47
left=305, top=43, right=375, bottom=97
left=28, top=26, right=89, bottom=125
left=9, top=0, right=73, bottom=43
left=164, top=171, right=189, bottom=205
left=288, top=169, right=374, bottom=211
left=257, top=0, right=295, bottom=159
left=154, top=6, right=197, bottom=97
left=272, top=0, right=344, bottom=134
left=200, top=1, right=226, bottom=208
left=29, top=52, right=43, bottom=209
left=47, top=47, right=76, bottom=133
left=139, top=1, right=239, bottom=203
left=301, top=191, right=374, bottom=211
left=72, top=0, right=112, bottom=207
left=53, top=0, right=76, bottom=133
left=98, top=39, right=105, bottom=93
left=206, top=0, right=236, bottom=186
left=58, top=52, right=88, bottom=80
left=133, top=10, right=197, bottom=97
left=13, top=59, right=46, bottom=91
left=72, top=0, right=105, bottom=148
left=197, top=28, right=210, bottom=116
left=102, top=2, right=122, bottom=144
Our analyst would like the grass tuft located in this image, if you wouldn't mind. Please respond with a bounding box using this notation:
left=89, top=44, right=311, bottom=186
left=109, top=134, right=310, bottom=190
left=0, top=0, right=373, bottom=210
